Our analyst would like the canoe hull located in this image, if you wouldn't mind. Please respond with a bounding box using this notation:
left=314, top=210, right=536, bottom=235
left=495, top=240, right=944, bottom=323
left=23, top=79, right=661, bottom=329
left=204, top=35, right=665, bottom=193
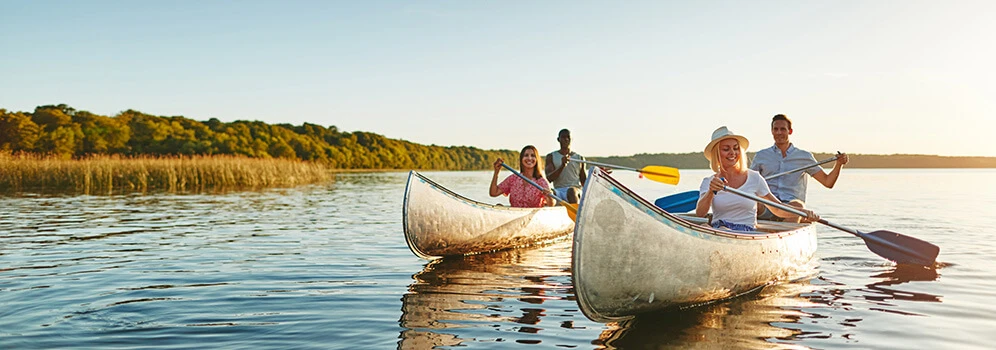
left=403, top=171, right=575, bottom=259
left=572, top=168, right=817, bottom=322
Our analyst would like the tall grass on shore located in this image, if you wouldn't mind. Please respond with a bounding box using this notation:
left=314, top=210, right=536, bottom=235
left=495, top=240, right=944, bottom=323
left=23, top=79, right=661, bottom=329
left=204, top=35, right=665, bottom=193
left=0, top=152, right=335, bottom=195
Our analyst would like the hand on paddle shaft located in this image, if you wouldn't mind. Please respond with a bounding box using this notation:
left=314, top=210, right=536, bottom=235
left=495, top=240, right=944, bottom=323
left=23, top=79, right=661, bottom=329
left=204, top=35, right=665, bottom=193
left=708, top=177, right=820, bottom=222
left=764, top=152, right=844, bottom=180
left=557, top=157, right=613, bottom=177
left=500, top=163, right=578, bottom=220
left=657, top=153, right=844, bottom=213
left=495, top=159, right=557, bottom=202
left=721, top=185, right=939, bottom=266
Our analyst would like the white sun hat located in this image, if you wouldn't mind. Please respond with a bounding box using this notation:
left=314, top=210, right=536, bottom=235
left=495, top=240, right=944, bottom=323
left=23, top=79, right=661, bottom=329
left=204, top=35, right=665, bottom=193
left=703, top=126, right=749, bottom=161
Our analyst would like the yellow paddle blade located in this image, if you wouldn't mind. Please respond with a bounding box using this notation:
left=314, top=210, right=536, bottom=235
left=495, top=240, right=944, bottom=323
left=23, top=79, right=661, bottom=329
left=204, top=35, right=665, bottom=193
left=639, top=165, right=680, bottom=185
left=561, top=202, right=578, bottom=222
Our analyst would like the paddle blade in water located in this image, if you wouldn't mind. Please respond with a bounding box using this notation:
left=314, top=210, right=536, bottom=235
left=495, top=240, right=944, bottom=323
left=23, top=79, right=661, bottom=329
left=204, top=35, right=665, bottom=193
left=654, top=190, right=699, bottom=213
left=641, top=166, right=680, bottom=185
left=859, top=230, right=940, bottom=266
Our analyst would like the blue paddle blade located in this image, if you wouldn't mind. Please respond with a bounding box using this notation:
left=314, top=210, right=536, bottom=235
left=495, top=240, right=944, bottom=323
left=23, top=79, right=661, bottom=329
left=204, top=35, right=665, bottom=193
left=654, top=190, right=699, bottom=213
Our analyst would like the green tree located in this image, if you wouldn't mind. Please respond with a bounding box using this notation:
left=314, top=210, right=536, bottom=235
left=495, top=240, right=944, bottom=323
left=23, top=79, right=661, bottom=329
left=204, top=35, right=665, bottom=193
left=74, top=111, right=131, bottom=154
left=36, top=125, right=83, bottom=158
left=269, top=139, right=296, bottom=159
left=0, top=111, right=41, bottom=151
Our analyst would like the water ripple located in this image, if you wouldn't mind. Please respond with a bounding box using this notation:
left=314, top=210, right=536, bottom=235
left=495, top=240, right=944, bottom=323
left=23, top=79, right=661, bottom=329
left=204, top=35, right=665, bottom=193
left=1, top=171, right=994, bottom=349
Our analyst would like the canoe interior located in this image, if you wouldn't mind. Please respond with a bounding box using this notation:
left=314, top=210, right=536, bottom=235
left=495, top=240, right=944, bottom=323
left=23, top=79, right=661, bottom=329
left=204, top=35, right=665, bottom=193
left=675, top=214, right=811, bottom=234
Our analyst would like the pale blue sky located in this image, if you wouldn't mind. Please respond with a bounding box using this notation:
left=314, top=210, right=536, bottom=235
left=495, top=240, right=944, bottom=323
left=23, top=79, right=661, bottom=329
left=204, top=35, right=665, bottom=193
left=2, top=1, right=993, bottom=156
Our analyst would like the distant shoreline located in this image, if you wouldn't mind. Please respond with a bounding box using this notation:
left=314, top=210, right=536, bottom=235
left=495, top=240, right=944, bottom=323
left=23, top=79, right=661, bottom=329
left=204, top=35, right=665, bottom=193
left=590, top=152, right=996, bottom=169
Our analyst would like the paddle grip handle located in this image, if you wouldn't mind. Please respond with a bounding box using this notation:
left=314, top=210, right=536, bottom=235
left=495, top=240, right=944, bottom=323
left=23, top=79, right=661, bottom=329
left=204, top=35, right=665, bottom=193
left=712, top=177, right=724, bottom=195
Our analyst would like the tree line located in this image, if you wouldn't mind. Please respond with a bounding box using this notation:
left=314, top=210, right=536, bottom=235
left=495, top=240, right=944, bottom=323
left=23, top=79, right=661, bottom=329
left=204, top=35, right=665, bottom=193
left=0, top=104, right=517, bottom=170
left=4, top=104, right=993, bottom=170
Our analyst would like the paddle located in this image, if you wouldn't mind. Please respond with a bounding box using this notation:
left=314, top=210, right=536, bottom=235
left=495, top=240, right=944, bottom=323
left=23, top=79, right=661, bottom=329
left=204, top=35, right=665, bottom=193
left=653, top=191, right=699, bottom=213
left=574, top=159, right=680, bottom=185
left=655, top=153, right=843, bottom=213
left=721, top=185, right=939, bottom=266
left=764, top=152, right=843, bottom=180
left=500, top=163, right=578, bottom=221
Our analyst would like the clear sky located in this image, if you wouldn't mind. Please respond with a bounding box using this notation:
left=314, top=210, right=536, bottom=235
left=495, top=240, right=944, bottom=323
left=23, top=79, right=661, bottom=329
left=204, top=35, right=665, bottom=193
left=2, top=1, right=993, bottom=157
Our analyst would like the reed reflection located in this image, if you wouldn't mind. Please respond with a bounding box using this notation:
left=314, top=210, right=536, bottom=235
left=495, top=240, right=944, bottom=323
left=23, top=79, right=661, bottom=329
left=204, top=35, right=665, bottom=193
left=398, top=241, right=573, bottom=349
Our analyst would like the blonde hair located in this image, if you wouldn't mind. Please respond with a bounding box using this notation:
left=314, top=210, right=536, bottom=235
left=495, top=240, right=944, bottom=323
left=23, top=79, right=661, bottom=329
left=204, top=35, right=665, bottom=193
left=709, top=138, right=748, bottom=173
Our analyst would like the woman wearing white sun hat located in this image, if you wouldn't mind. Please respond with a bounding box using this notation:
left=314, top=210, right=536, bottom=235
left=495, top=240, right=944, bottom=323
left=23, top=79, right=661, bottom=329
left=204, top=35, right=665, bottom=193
left=695, top=126, right=819, bottom=232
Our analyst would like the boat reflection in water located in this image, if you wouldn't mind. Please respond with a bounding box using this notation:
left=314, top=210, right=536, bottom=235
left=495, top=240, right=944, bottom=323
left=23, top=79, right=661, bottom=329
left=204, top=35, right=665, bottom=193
left=398, top=240, right=578, bottom=349
left=398, top=240, right=943, bottom=349
left=594, top=273, right=826, bottom=349
left=598, top=263, right=943, bottom=349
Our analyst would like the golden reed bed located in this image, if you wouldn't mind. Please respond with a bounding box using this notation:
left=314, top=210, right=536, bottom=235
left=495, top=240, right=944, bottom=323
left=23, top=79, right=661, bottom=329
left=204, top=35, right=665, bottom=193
left=0, top=152, right=334, bottom=195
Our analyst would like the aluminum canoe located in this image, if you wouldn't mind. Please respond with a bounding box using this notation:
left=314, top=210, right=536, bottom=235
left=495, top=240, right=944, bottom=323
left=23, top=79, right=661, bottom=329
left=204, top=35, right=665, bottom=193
left=572, top=167, right=818, bottom=322
left=403, top=171, right=575, bottom=259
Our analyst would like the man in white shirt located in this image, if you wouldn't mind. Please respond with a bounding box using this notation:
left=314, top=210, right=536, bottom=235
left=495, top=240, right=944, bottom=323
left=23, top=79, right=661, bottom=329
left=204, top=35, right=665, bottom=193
left=750, top=114, right=848, bottom=221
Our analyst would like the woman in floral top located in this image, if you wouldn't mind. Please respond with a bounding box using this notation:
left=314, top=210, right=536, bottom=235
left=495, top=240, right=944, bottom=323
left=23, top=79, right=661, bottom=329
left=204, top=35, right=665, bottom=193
left=489, top=145, right=555, bottom=208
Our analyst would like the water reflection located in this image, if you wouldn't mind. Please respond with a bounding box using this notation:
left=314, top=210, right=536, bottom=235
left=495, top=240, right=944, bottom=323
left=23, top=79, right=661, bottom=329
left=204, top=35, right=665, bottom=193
left=582, top=263, right=943, bottom=349
left=809, top=264, right=944, bottom=313
left=595, top=281, right=825, bottom=349
left=398, top=240, right=575, bottom=349
left=0, top=170, right=976, bottom=349
left=397, top=240, right=834, bottom=349
left=863, top=265, right=943, bottom=304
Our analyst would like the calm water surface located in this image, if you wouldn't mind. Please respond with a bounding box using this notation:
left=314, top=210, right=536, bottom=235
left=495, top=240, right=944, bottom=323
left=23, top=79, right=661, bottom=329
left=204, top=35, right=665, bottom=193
left=2, top=169, right=995, bottom=349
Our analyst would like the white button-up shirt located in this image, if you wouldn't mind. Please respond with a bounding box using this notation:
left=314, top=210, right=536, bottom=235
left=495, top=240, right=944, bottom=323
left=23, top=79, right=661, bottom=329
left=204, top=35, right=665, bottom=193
left=750, top=144, right=820, bottom=203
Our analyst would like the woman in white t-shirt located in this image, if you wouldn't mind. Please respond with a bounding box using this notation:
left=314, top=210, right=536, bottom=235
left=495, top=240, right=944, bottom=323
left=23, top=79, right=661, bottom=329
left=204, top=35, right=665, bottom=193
left=694, top=126, right=819, bottom=232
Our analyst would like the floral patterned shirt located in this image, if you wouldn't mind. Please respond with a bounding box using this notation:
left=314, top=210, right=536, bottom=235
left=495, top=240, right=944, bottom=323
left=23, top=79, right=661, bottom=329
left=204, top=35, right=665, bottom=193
left=498, top=175, right=550, bottom=208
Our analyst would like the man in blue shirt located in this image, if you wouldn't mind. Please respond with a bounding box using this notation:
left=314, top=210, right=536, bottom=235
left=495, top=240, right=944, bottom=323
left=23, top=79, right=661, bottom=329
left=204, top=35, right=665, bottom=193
left=750, top=114, right=849, bottom=221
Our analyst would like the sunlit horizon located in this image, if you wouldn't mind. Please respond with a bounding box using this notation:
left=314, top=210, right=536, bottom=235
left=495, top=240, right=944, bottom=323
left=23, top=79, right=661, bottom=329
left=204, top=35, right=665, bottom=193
left=2, top=1, right=993, bottom=157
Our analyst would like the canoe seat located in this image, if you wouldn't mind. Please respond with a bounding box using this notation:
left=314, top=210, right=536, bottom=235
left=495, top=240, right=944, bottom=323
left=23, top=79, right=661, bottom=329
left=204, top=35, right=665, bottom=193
left=676, top=214, right=710, bottom=226
left=755, top=220, right=808, bottom=233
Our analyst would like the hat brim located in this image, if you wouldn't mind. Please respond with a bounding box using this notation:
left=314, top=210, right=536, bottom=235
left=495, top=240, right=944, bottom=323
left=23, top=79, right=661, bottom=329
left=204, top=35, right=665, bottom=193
left=703, top=136, right=749, bottom=161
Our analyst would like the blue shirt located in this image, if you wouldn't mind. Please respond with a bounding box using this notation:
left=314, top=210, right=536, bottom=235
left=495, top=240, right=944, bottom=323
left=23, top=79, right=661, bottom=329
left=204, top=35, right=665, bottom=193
left=750, top=144, right=819, bottom=203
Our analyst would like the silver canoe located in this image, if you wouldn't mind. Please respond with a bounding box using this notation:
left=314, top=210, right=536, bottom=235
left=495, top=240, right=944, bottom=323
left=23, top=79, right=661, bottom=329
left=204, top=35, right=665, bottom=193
left=572, top=167, right=818, bottom=322
left=403, top=171, right=575, bottom=259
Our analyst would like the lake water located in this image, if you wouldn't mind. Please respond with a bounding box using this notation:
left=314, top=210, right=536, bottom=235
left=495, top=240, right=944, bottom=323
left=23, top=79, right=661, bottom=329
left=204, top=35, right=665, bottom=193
left=2, top=169, right=995, bottom=349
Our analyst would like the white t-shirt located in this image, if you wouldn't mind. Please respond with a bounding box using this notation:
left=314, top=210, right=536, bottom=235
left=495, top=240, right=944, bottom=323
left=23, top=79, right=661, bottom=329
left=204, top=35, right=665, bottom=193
left=699, top=170, right=772, bottom=228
